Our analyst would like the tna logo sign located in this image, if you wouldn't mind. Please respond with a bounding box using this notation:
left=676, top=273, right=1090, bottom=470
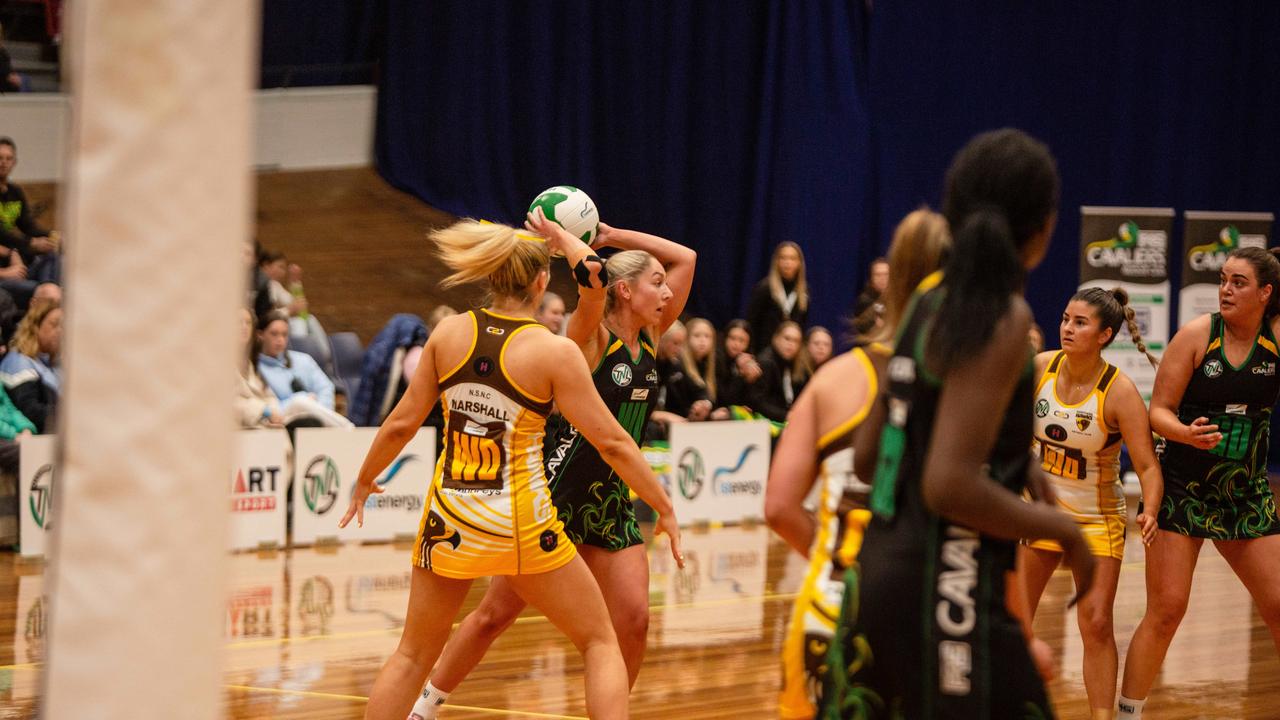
left=675, top=445, right=762, bottom=501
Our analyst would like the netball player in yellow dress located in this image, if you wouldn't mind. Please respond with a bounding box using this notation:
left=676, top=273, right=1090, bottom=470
left=339, top=218, right=683, bottom=720
left=1017, top=287, right=1162, bottom=720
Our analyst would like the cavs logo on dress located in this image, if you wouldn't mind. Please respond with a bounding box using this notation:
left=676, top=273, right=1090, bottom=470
left=419, top=510, right=461, bottom=570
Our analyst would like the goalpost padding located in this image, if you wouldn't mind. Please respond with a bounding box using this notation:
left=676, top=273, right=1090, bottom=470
left=43, top=2, right=255, bottom=718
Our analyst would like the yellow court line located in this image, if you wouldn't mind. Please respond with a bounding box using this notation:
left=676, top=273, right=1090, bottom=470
left=226, top=683, right=589, bottom=719
left=0, top=662, right=40, bottom=671
left=225, top=590, right=799, bottom=651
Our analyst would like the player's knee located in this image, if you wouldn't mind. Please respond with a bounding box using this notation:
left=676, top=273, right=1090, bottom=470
left=616, top=603, right=649, bottom=646
left=1077, top=606, right=1114, bottom=644
left=1146, top=591, right=1189, bottom=632
left=471, top=601, right=520, bottom=638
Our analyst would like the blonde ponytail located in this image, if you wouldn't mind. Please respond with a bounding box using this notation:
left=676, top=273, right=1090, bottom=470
left=432, top=219, right=550, bottom=300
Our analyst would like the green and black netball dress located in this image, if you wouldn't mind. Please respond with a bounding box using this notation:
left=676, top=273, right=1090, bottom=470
left=546, top=330, right=659, bottom=550
left=1159, top=313, right=1280, bottom=539
left=823, top=272, right=1052, bottom=720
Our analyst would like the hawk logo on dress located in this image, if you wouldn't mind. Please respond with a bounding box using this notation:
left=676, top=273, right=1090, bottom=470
left=1035, top=399, right=1050, bottom=418
left=539, top=529, right=558, bottom=552
left=612, top=363, right=633, bottom=387
left=419, top=509, right=461, bottom=569
left=1204, top=359, right=1224, bottom=378
left=1075, top=411, right=1093, bottom=432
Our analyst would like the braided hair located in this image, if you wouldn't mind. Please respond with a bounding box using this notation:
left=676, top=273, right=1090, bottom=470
left=1072, top=286, right=1159, bottom=369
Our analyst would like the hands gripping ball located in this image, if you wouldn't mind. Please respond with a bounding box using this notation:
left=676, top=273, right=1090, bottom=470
left=528, top=186, right=599, bottom=246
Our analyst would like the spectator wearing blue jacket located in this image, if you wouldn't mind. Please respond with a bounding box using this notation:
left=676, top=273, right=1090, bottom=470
left=0, top=298, right=59, bottom=433
left=255, top=310, right=335, bottom=411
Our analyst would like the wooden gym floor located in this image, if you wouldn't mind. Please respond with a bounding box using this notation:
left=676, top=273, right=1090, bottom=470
left=3, top=525, right=1280, bottom=718
left=3, top=170, right=1280, bottom=718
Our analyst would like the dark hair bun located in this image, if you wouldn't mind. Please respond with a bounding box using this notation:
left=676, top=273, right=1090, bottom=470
left=1110, top=287, right=1130, bottom=306
left=1269, top=247, right=1280, bottom=262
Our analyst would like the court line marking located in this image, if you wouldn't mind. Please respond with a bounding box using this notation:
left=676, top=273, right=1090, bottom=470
left=225, top=683, right=588, bottom=719
left=223, top=590, right=800, bottom=651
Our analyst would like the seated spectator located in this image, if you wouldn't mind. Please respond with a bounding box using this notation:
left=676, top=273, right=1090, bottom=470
left=0, top=298, right=60, bottom=432
left=258, top=248, right=330, bottom=364
left=749, top=320, right=804, bottom=423
left=653, top=320, right=710, bottom=426
left=852, top=256, right=889, bottom=336
left=535, top=291, right=566, bottom=334
left=0, top=138, right=60, bottom=285
left=713, top=318, right=761, bottom=417
left=257, top=310, right=350, bottom=428
left=1, top=22, right=26, bottom=93
left=236, top=308, right=285, bottom=430
left=238, top=308, right=349, bottom=431
left=683, top=317, right=718, bottom=409
left=747, top=241, right=808, bottom=352
left=798, top=326, right=834, bottom=383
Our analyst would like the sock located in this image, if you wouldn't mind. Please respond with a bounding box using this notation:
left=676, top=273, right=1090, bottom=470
left=408, top=682, right=450, bottom=720
left=1117, top=695, right=1145, bottom=719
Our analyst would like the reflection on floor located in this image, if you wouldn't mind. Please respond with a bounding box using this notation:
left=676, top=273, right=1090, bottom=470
left=3, top=523, right=1279, bottom=718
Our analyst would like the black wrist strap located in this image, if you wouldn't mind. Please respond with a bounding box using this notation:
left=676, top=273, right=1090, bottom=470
left=573, top=255, right=608, bottom=288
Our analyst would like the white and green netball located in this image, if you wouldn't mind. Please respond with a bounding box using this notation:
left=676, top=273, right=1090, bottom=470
left=529, top=186, right=599, bottom=246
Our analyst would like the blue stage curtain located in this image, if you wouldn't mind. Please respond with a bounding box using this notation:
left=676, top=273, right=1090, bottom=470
left=374, top=0, right=874, bottom=332
left=865, top=0, right=1280, bottom=331
left=371, top=1, right=1280, bottom=333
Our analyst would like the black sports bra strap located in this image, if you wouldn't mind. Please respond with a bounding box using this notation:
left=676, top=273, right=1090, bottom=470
left=1047, top=350, right=1065, bottom=374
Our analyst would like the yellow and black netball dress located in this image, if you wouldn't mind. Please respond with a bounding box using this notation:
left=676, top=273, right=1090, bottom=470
left=1159, top=312, right=1280, bottom=539
left=824, top=272, right=1053, bottom=720
left=545, top=329, right=659, bottom=550
left=779, top=348, right=877, bottom=720
left=1029, top=352, right=1126, bottom=559
left=411, top=310, right=576, bottom=578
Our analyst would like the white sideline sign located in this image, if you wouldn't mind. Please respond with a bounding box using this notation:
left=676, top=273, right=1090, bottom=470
left=228, top=429, right=290, bottom=551
left=668, top=420, right=770, bottom=525
left=291, top=427, right=436, bottom=545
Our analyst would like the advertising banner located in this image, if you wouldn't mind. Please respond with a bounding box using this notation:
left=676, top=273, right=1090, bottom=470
left=1079, top=207, right=1175, bottom=399
left=668, top=420, right=770, bottom=525
left=228, top=430, right=290, bottom=551
left=17, top=435, right=56, bottom=557
left=291, top=427, right=437, bottom=545
left=1179, top=211, right=1273, bottom=327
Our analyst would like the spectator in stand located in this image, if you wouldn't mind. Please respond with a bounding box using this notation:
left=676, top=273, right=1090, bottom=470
left=747, top=241, right=808, bottom=352
left=712, top=318, right=761, bottom=418
left=653, top=320, right=710, bottom=426
left=798, top=326, right=834, bottom=383
left=1, top=23, right=26, bottom=93
left=0, top=138, right=59, bottom=285
left=535, top=291, right=567, bottom=334
left=0, top=298, right=59, bottom=432
left=238, top=308, right=348, bottom=432
left=236, top=308, right=285, bottom=430
left=258, top=248, right=329, bottom=364
left=256, top=310, right=337, bottom=411
left=852, top=256, right=889, bottom=336
left=749, top=320, right=804, bottom=423
left=683, top=317, right=718, bottom=409
left=245, top=241, right=272, bottom=320
left=0, top=381, right=33, bottom=474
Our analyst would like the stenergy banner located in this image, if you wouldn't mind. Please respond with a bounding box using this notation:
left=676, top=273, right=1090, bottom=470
left=1079, top=207, right=1175, bottom=400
